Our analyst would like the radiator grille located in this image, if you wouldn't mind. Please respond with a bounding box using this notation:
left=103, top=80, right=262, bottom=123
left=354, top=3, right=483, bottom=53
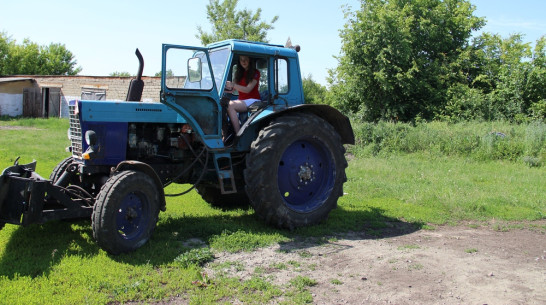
left=68, top=104, right=83, bottom=159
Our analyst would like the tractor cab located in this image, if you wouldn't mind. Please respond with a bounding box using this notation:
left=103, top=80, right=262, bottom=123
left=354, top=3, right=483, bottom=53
left=160, top=40, right=303, bottom=150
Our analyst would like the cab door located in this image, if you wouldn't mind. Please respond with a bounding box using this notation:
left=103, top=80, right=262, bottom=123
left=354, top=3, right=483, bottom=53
left=161, top=44, right=231, bottom=149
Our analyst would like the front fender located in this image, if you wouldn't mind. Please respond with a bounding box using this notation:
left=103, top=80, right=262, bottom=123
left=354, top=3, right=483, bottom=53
left=113, top=161, right=167, bottom=211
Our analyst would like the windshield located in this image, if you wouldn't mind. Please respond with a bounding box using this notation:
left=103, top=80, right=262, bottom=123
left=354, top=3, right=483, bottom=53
left=164, top=46, right=230, bottom=93
left=209, top=47, right=230, bottom=92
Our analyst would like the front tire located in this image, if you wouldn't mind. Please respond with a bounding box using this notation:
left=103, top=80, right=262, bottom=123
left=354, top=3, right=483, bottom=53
left=92, top=170, right=160, bottom=255
left=49, top=156, right=78, bottom=185
left=244, top=113, right=347, bottom=229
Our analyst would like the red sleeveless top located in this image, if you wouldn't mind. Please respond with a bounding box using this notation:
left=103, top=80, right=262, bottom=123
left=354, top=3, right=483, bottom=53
left=238, top=70, right=261, bottom=100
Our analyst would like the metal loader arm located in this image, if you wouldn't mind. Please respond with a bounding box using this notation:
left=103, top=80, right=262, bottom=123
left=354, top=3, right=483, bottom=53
left=0, top=159, right=93, bottom=228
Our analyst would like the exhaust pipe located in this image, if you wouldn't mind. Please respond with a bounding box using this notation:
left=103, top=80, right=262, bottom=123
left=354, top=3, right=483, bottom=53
left=126, top=48, right=144, bottom=102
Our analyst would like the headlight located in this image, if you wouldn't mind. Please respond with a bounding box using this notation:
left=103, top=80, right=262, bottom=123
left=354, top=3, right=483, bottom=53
left=85, top=130, right=97, bottom=146
left=83, top=130, right=98, bottom=160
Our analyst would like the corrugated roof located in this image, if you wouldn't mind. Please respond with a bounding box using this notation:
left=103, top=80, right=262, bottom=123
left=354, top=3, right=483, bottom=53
left=0, top=77, right=36, bottom=84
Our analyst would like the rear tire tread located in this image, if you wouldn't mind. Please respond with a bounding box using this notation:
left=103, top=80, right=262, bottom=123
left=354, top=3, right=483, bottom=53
left=244, top=113, right=347, bottom=229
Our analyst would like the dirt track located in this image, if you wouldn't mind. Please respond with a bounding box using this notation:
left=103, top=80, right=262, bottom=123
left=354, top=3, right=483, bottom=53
left=205, top=221, right=546, bottom=304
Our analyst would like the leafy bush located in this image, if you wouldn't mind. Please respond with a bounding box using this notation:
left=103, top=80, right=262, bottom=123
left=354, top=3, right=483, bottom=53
left=174, top=247, right=214, bottom=268
left=530, top=99, right=546, bottom=121
left=443, top=84, right=489, bottom=122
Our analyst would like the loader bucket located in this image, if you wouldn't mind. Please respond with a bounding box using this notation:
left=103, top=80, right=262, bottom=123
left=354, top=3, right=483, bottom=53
left=0, top=159, right=44, bottom=226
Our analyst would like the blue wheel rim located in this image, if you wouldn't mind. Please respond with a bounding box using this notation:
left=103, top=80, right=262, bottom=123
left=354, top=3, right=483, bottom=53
left=277, top=138, right=335, bottom=212
left=116, top=191, right=149, bottom=240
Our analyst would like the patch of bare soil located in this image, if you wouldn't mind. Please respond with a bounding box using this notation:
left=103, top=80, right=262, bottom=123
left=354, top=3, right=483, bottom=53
left=0, top=126, right=41, bottom=130
left=205, top=221, right=546, bottom=304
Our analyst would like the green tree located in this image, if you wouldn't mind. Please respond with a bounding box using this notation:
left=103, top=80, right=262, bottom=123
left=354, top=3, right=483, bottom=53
left=487, top=34, right=532, bottom=121
left=110, top=71, right=132, bottom=77
left=154, top=69, right=174, bottom=77
left=302, top=75, right=327, bottom=104
left=39, top=43, right=82, bottom=75
left=0, top=32, right=14, bottom=75
left=0, top=32, right=81, bottom=76
left=197, top=0, right=278, bottom=45
left=444, top=33, right=536, bottom=122
left=329, top=0, right=484, bottom=122
left=526, top=36, right=546, bottom=120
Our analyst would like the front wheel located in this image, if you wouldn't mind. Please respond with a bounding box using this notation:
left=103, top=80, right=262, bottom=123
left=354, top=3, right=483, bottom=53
left=92, top=170, right=160, bottom=255
left=49, top=156, right=78, bottom=185
left=244, top=113, right=348, bottom=229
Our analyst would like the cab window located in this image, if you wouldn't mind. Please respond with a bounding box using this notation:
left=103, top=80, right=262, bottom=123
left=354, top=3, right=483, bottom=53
left=276, top=58, right=288, bottom=94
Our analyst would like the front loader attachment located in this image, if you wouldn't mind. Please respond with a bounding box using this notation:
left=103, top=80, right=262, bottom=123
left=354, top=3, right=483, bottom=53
left=0, top=158, right=93, bottom=229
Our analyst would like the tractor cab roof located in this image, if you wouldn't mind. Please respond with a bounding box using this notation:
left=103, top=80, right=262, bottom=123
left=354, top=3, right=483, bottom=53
left=207, top=39, right=298, bottom=58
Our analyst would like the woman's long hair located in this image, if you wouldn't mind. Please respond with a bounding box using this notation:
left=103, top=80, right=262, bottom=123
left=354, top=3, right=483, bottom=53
left=234, top=56, right=255, bottom=85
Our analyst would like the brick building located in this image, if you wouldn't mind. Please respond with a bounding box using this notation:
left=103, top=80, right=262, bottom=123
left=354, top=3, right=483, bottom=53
left=0, top=75, right=162, bottom=118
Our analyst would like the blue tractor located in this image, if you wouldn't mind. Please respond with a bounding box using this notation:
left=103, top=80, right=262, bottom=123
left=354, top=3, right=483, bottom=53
left=0, top=40, right=354, bottom=254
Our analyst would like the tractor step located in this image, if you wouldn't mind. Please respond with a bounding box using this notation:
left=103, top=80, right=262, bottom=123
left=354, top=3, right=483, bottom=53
left=212, top=152, right=237, bottom=194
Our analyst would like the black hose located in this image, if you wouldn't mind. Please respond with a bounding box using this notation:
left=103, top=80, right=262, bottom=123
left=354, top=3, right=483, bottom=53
left=165, top=147, right=210, bottom=197
left=62, top=185, right=94, bottom=206
left=163, top=145, right=207, bottom=189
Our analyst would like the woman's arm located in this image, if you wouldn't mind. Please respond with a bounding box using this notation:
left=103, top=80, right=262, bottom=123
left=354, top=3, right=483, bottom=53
left=233, top=79, right=258, bottom=93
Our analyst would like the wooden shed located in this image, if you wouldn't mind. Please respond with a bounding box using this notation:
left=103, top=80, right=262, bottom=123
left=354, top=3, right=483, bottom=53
left=0, top=76, right=162, bottom=118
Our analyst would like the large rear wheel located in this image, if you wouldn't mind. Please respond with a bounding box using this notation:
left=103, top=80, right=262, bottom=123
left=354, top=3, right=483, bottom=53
left=244, top=113, right=347, bottom=229
left=92, top=170, right=160, bottom=255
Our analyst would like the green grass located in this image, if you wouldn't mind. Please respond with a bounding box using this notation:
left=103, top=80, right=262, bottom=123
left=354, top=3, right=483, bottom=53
left=341, top=154, right=545, bottom=224
left=0, top=118, right=72, bottom=175
left=0, top=118, right=544, bottom=304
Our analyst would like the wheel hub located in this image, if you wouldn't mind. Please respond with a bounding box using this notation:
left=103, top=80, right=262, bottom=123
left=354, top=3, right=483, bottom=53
left=298, top=162, right=315, bottom=185
left=277, top=138, right=335, bottom=212
left=125, top=207, right=138, bottom=220
left=116, top=192, right=145, bottom=238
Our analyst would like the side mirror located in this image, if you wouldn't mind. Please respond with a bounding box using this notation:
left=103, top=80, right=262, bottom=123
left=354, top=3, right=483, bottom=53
left=187, top=57, right=202, bottom=82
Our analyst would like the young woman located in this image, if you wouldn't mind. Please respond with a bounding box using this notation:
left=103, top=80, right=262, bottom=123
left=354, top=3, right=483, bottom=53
left=225, top=55, right=260, bottom=136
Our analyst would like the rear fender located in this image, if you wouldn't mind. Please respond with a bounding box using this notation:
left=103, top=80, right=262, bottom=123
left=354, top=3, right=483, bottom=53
left=242, top=104, right=355, bottom=145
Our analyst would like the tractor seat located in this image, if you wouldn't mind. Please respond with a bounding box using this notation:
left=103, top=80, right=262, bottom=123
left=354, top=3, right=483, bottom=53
left=239, top=90, right=270, bottom=124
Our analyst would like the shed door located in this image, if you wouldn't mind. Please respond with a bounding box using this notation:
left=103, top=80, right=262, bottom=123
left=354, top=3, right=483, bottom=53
left=23, top=87, right=42, bottom=118
left=45, top=87, right=61, bottom=118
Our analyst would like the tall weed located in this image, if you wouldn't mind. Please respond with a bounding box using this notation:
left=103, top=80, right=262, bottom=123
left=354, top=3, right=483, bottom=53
left=349, top=119, right=546, bottom=167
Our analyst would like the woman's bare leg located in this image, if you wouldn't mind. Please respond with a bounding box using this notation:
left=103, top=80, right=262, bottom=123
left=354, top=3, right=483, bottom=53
left=227, top=100, right=248, bottom=134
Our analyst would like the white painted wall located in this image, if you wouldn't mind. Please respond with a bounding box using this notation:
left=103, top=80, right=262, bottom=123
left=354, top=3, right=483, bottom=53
left=0, top=93, right=23, bottom=116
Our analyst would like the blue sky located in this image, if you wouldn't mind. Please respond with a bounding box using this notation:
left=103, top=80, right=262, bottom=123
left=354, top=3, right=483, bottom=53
left=1, top=0, right=545, bottom=85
